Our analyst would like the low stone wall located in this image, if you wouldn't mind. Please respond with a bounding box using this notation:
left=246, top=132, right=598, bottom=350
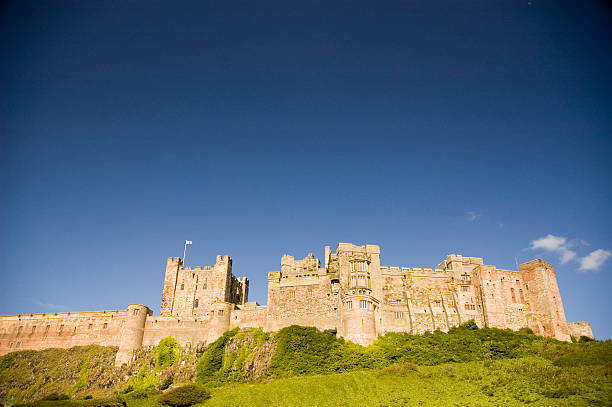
left=0, top=310, right=127, bottom=356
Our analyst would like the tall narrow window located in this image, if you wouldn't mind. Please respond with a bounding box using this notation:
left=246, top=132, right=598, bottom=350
left=519, top=289, right=525, bottom=303
left=181, top=284, right=185, bottom=290
left=511, top=288, right=516, bottom=303
left=346, top=301, right=352, bottom=310
left=194, top=299, right=199, bottom=308
left=103, top=323, right=108, bottom=329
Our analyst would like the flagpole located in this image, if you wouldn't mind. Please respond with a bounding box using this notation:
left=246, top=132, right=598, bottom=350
left=183, top=242, right=187, bottom=266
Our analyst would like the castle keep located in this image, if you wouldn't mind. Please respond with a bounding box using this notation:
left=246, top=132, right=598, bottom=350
left=0, top=243, right=594, bottom=366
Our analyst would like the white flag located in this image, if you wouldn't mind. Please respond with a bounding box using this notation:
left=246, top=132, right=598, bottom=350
left=185, top=240, right=192, bottom=245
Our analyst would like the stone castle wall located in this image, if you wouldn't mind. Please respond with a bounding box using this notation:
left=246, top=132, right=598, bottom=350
left=0, top=242, right=593, bottom=366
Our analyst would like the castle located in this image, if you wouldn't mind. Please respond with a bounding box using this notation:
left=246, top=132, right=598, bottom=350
left=0, top=243, right=594, bottom=366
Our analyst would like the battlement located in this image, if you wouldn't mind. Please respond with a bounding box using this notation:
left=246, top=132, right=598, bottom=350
left=280, top=252, right=321, bottom=276
left=380, top=266, right=447, bottom=274
left=336, top=242, right=380, bottom=254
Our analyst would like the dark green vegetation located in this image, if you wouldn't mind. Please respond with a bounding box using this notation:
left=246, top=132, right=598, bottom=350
left=157, top=385, right=210, bottom=407
left=1, top=322, right=611, bottom=406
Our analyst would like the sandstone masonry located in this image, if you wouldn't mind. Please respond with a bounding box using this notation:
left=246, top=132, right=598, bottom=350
left=0, top=243, right=593, bottom=366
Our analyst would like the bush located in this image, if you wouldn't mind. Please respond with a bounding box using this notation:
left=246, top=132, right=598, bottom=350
left=196, top=328, right=239, bottom=383
left=579, top=335, right=595, bottom=343
left=159, top=375, right=174, bottom=391
left=156, top=337, right=179, bottom=370
left=0, top=352, right=17, bottom=370
left=158, top=384, right=211, bottom=407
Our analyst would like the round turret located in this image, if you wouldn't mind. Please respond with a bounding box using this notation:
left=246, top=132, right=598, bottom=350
left=341, top=294, right=377, bottom=346
left=115, top=304, right=151, bottom=366
left=206, top=302, right=233, bottom=344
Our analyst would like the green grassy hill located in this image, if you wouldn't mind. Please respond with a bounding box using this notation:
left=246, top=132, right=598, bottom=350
left=1, top=323, right=610, bottom=406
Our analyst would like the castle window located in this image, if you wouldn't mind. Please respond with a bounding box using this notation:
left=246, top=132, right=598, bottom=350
left=464, top=304, right=476, bottom=311
left=331, top=279, right=340, bottom=291
left=32, top=326, right=36, bottom=333
left=395, top=300, right=401, bottom=305
left=351, top=262, right=367, bottom=272
left=133, top=309, right=139, bottom=316
left=194, top=299, right=199, bottom=308
left=17, top=326, right=22, bottom=336
left=360, top=300, right=368, bottom=309
left=16, top=342, right=20, bottom=348
left=519, top=289, right=525, bottom=303
left=59, top=325, right=64, bottom=333
left=288, top=291, right=295, bottom=299
left=511, top=288, right=516, bottom=303
left=203, top=283, right=207, bottom=289
left=462, top=286, right=469, bottom=292
left=346, top=301, right=353, bottom=310
left=88, top=324, right=93, bottom=330
left=394, top=312, right=404, bottom=319
left=181, top=284, right=184, bottom=290
left=218, top=310, right=224, bottom=316
left=45, top=325, right=50, bottom=334
left=103, top=323, right=108, bottom=329
left=434, top=301, right=441, bottom=308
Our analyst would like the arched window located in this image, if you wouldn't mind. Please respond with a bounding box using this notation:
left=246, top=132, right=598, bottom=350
left=510, top=288, right=516, bottom=303
left=194, top=299, right=199, bottom=308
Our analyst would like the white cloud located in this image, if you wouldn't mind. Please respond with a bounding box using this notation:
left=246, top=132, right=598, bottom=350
left=31, top=299, right=70, bottom=312
left=579, top=249, right=612, bottom=272
left=529, top=234, right=576, bottom=264
left=465, top=211, right=480, bottom=222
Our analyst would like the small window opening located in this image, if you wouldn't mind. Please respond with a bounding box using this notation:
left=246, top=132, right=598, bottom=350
left=103, top=323, right=108, bottom=329
left=181, top=284, right=184, bottom=290
left=194, top=299, right=199, bottom=308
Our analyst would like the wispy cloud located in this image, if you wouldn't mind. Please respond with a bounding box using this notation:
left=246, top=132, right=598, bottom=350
left=31, top=299, right=70, bottom=312
left=579, top=249, right=612, bottom=272
left=465, top=211, right=480, bottom=222
left=529, top=234, right=576, bottom=264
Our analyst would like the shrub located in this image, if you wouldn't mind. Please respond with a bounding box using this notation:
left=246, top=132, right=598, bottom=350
left=159, top=375, right=174, bottom=391
left=579, top=335, right=595, bottom=343
left=0, top=352, right=17, bottom=370
left=66, top=356, right=89, bottom=397
left=196, top=328, right=239, bottom=383
left=156, top=337, right=179, bottom=371
left=158, top=384, right=211, bottom=407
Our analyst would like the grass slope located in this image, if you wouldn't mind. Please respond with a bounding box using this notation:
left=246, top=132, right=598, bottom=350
left=2, top=323, right=611, bottom=406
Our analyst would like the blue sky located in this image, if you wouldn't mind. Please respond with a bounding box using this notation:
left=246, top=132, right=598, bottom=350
left=1, top=1, right=611, bottom=339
